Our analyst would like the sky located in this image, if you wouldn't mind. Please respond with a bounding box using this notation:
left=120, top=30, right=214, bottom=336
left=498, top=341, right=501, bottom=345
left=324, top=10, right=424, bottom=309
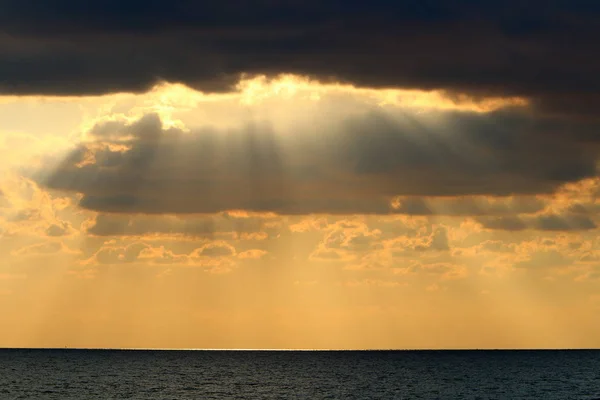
left=1, top=0, right=600, bottom=349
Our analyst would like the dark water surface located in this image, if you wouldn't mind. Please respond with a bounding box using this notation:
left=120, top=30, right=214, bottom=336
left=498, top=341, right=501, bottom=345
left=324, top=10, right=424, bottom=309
left=1, top=349, right=599, bottom=399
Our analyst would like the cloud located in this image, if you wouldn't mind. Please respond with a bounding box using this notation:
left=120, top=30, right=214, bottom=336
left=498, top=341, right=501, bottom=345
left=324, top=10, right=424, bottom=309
left=533, top=214, right=597, bottom=231
left=308, top=219, right=383, bottom=263
left=479, top=240, right=517, bottom=253
left=45, top=222, right=74, bottom=237
left=320, top=220, right=381, bottom=251
left=316, top=221, right=452, bottom=270
left=568, top=202, right=600, bottom=216
left=1, top=0, right=600, bottom=122
left=417, top=262, right=466, bottom=280
left=288, top=216, right=331, bottom=233
left=37, top=105, right=598, bottom=215
left=513, top=250, right=571, bottom=270
left=416, top=227, right=450, bottom=252
left=84, top=212, right=275, bottom=238
left=192, top=241, right=236, bottom=257
left=0, top=175, right=79, bottom=238
left=477, top=213, right=597, bottom=231
left=83, top=240, right=238, bottom=271
left=575, top=266, right=600, bottom=282
left=137, top=245, right=188, bottom=264
left=237, top=249, right=268, bottom=260
left=392, top=196, right=546, bottom=216
left=11, top=241, right=79, bottom=257
left=309, top=247, right=355, bottom=263
left=385, top=226, right=450, bottom=254
left=90, top=242, right=149, bottom=264
left=476, top=216, right=527, bottom=231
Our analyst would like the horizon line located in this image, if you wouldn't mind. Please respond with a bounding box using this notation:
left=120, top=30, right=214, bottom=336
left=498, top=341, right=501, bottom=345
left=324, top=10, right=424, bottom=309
left=2, top=347, right=599, bottom=351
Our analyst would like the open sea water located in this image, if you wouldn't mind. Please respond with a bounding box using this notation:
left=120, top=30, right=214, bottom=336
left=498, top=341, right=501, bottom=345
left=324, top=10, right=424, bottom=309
left=1, top=349, right=599, bottom=399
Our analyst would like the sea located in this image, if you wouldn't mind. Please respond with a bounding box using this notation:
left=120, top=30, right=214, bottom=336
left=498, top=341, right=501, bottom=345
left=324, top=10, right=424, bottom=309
left=1, top=349, right=599, bottom=399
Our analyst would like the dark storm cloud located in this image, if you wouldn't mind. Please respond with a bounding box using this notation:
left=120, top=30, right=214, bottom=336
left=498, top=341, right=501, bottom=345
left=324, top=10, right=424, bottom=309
left=2, top=0, right=600, bottom=119
left=36, top=109, right=599, bottom=216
